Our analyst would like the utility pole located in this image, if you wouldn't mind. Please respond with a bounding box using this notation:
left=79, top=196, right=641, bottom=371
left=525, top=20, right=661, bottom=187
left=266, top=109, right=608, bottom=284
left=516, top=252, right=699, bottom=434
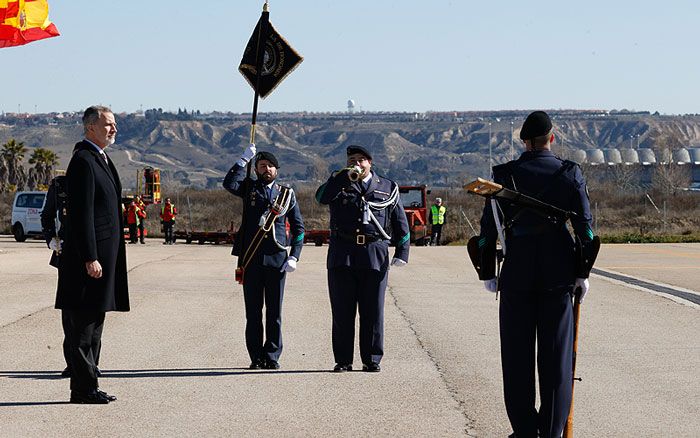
left=510, top=120, right=514, bottom=160
left=488, top=122, right=492, bottom=175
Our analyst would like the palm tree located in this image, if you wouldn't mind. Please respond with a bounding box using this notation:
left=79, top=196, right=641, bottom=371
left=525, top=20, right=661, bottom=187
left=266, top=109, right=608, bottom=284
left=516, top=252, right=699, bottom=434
left=0, top=155, right=8, bottom=192
left=1, top=138, right=28, bottom=190
left=28, top=147, right=60, bottom=188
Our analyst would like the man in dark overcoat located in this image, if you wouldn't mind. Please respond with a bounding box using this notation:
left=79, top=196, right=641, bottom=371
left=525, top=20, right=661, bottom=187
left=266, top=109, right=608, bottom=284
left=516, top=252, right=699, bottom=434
left=56, top=105, right=130, bottom=404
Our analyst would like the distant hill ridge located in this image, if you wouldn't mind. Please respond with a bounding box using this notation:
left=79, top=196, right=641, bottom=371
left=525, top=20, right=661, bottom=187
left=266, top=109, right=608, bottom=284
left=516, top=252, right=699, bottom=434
left=1, top=110, right=699, bottom=187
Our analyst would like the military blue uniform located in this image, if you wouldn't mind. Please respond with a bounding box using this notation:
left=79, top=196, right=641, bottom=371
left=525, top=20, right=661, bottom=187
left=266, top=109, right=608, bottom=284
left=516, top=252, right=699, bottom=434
left=223, top=162, right=304, bottom=365
left=478, top=150, right=595, bottom=438
left=316, top=170, right=410, bottom=368
left=40, top=176, right=77, bottom=375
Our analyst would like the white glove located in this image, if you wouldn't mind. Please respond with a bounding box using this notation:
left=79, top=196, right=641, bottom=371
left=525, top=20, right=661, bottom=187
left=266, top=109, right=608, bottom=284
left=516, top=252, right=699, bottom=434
left=280, top=256, right=297, bottom=273
left=49, top=238, right=62, bottom=252
left=390, top=258, right=407, bottom=267
left=483, top=278, right=498, bottom=293
left=574, top=278, right=590, bottom=303
left=237, top=143, right=257, bottom=166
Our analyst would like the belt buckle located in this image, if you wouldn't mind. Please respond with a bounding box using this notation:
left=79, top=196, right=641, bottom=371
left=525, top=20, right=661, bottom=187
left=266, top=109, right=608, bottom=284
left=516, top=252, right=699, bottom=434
left=356, top=234, right=366, bottom=245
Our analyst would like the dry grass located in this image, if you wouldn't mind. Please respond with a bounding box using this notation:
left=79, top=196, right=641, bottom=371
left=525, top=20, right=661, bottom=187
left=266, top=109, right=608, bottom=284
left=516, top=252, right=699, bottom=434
left=151, top=183, right=700, bottom=243
left=3, top=183, right=699, bottom=243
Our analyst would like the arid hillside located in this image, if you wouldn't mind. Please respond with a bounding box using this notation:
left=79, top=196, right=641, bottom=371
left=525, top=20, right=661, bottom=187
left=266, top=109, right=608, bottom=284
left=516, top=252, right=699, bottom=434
left=2, top=110, right=700, bottom=189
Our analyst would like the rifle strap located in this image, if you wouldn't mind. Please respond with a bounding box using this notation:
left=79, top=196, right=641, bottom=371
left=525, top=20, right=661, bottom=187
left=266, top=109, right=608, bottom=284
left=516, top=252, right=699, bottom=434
left=504, top=160, right=575, bottom=229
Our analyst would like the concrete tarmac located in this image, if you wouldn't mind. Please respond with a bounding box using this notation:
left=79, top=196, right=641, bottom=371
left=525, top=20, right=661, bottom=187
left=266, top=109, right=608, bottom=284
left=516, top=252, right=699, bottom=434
left=0, top=237, right=698, bottom=437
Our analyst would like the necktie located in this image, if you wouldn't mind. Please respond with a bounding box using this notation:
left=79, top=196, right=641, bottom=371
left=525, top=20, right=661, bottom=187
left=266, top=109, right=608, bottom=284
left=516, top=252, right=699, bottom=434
left=266, top=186, right=272, bottom=202
left=100, top=151, right=108, bottom=164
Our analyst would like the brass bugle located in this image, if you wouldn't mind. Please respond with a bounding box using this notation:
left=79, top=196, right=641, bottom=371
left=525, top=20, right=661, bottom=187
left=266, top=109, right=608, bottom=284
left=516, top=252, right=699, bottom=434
left=347, top=165, right=362, bottom=182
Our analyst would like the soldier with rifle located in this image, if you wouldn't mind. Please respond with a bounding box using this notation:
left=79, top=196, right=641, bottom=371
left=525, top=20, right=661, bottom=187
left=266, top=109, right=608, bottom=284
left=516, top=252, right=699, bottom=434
left=466, top=111, right=599, bottom=438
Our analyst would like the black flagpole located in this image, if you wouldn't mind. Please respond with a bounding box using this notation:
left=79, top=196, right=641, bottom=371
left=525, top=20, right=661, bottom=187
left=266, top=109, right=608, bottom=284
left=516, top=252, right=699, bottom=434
left=247, top=1, right=269, bottom=179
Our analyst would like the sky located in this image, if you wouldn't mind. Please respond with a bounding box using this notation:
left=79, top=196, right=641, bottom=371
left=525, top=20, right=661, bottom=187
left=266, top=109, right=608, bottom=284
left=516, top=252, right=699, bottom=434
left=2, top=0, right=699, bottom=115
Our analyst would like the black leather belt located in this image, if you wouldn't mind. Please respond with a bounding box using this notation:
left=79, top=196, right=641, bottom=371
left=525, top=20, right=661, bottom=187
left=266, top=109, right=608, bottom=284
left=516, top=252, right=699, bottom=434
left=331, top=230, right=383, bottom=245
left=508, top=223, right=563, bottom=237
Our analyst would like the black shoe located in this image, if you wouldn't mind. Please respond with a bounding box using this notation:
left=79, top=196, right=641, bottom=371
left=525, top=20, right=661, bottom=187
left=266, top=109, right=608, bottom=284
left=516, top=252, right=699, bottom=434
left=70, top=390, right=110, bottom=404
left=140, top=241, right=145, bottom=244
left=96, top=367, right=102, bottom=377
left=333, top=363, right=353, bottom=372
left=61, top=367, right=71, bottom=378
left=249, top=358, right=264, bottom=370
left=263, top=359, right=280, bottom=370
left=362, top=362, right=381, bottom=372
left=97, top=389, right=117, bottom=401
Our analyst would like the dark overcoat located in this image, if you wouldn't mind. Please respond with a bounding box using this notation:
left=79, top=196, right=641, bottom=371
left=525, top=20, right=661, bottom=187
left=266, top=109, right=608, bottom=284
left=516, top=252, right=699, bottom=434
left=56, top=141, right=130, bottom=312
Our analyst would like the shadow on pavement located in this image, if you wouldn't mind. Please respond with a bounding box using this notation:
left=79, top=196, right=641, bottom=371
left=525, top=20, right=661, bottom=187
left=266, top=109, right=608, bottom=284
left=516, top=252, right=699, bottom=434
left=0, top=401, right=70, bottom=407
left=0, top=367, right=335, bottom=380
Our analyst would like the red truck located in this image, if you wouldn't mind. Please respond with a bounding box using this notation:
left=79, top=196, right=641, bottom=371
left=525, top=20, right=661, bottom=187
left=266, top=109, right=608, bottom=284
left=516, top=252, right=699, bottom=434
left=399, top=185, right=430, bottom=246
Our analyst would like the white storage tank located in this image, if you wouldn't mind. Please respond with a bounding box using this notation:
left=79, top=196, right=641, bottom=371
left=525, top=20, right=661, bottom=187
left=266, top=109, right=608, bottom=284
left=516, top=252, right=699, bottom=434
left=688, top=147, right=700, bottom=164
left=638, top=148, right=656, bottom=165
left=603, top=148, right=622, bottom=164
left=619, top=148, right=640, bottom=164
left=572, top=150, right=587, bottom=163
left=673, top=148, right=691, bottom=164
left=586, top=149, right=605, bottom=165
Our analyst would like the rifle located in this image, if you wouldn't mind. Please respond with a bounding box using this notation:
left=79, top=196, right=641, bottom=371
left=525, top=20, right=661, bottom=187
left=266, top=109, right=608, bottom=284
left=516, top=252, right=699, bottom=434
left=464, top=177, right=576, bottom=222
left=463, top=177, right=576, bottom=289
left=563, top=288, right=583, bottom=438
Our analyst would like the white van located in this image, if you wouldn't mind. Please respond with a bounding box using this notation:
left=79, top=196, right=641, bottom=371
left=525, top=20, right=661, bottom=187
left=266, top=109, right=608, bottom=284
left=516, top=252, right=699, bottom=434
left=11, top=191, right=47, bottom=242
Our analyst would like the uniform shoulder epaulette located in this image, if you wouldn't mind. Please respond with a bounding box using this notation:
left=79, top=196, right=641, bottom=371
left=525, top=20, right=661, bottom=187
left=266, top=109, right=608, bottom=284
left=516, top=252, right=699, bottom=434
left=276, top=182, right=294, bottom=192
left=561, top=159, right=580, bottom=171
left=492, top=161, right=515, bottom=178
left=373, top=173, right=392, bottom=185
left=492, top=162, right=510, bottom=172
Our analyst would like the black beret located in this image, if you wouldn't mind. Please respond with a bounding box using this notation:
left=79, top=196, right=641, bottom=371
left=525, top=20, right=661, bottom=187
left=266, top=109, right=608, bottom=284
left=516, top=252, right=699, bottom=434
left=346, top=145, right=372, bottom=160
left=519, top=111, right=553, bottom=140
left=255, top=151, right=279, bottom=168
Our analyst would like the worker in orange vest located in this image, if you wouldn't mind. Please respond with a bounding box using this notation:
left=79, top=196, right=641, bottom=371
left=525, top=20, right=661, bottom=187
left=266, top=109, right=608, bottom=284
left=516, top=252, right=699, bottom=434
left=126, top=200, right=143, bottom=244
left=135, top=195, right=147, bottom=244
left=160, top=197, right=177, bottom=245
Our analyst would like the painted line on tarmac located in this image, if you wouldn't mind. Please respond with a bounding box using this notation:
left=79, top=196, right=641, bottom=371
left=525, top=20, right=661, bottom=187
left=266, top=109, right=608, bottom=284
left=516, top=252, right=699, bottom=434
left=591, top=267, right=700, bottom=309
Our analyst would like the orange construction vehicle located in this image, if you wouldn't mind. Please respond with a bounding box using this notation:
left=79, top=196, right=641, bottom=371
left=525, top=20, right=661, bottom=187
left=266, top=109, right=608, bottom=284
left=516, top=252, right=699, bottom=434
left=138, top=166, right=161, bottom=205
left=122, top=166, right=162, bottom=240
left=399, top=185, right=430, bottom=246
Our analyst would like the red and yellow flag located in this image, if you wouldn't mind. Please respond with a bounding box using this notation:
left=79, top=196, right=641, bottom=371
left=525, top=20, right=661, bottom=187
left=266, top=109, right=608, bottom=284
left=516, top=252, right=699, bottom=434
left=0, top=0, right=59, bottom=48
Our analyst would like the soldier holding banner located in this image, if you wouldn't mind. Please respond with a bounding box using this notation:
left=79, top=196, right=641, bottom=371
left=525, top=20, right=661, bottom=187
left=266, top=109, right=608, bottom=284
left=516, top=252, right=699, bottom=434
left=223, top=145, right=304, bottom=370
